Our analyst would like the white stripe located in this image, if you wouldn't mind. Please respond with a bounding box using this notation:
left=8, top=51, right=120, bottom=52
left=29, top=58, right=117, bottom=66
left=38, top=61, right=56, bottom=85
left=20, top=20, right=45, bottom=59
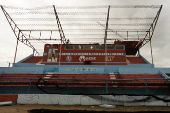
left=46, top=75, right=52, bottom=76
left=44, top=77, right=50, bottom=78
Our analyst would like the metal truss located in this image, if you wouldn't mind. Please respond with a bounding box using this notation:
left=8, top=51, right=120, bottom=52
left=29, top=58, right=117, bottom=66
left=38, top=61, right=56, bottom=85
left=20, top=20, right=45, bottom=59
left=53, top=5, right=66, bottom=44
left=140, top=5, right=162, bottom=48
left=1, top=6, right=39, bottom=54
left=1, top=5, right=162, bottom=55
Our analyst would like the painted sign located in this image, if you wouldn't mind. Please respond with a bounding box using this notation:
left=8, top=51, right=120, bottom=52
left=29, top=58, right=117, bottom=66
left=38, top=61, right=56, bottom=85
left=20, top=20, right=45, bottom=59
left=44, top=68, right=59, bottom=73
left=67, top=67, right=97, bottom=71
left=105, top=56, right=115, bottom=61
left=59, top=53, right=126, bottom=56
left=79, top=56, right=96, bottom=62
left=47, top=49, right=58, bottom=62
left=57, top=67, right=104, bottom=74
left=66, top=56, right=72, bottom=62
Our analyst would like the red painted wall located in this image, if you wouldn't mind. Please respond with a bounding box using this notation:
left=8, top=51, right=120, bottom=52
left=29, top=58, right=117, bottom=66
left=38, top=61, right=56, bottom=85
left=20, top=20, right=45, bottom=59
left=126, top=57, right=147, bottom=64
left=23, top=56, right=43, bottom=63
left=0, top=95, right=18, bottom=103
left=43, top=44, right=126, bottom=64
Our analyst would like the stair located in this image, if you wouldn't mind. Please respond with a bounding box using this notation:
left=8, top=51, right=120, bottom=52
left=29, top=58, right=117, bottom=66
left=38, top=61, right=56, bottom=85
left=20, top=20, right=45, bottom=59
left=109, top=73, right=118, bottom=87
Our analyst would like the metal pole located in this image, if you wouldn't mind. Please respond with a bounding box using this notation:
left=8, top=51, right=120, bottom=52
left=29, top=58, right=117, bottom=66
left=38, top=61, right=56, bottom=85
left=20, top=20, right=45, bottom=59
left=67, top=80, right=69, bottom=89
left=148, top=31, right=153, bottom=64
left=14, top=39, right=19, bottom=63
left=7, top=62, right=10, bottom=67
left=53, top=5, right=65, bottom=65
left=59, top=41, right=62, bottom=65
left=105, top=5, right=110, bottom=65
left=137, top=31, right=139, bottom=40
left=106, top=80, right=108, bottom=93
left=145, top=80, right=148, bottom=95
left=150, top=39, right=153, bottom=64
left=28, top=79, right=32, bottom=93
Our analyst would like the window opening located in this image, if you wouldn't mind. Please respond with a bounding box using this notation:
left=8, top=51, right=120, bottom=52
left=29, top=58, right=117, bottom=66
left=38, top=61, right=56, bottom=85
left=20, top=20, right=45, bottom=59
left=107, top=45, right=114, bottom=50
left=65, top=45, right=74, bottom=50
left=75, top=45, right=84, bottom=50
left=85, top=45, right=94, bottom=50
left=95, top=45, right=104, bottom=50
left=115, top=45, right=124, bottom=50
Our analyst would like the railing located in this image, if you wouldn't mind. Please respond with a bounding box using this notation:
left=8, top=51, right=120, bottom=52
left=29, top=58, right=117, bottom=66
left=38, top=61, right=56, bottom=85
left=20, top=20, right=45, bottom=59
left=0, top=78, right=169, bottom=94
left=160, top=70, right=170, bottom=81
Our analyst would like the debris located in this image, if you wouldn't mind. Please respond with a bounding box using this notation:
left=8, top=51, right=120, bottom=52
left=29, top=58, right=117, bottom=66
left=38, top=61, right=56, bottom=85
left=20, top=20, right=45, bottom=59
left=99, top=104, right=116, bottom=108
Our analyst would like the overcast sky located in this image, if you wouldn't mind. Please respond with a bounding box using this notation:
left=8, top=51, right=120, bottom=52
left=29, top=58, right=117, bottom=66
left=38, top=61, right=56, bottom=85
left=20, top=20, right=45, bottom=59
left=0, top=0, right=170, bottom=67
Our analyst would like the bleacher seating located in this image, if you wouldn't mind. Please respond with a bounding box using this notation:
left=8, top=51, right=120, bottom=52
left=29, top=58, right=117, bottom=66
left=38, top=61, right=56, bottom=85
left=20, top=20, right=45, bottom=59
left=0, top=74, right=110, bottom=87
left=126, top=57, right=147, bottom=64
left=0, top=74, right=168, bottom=88
left=117, top=74, right=168, bottom=88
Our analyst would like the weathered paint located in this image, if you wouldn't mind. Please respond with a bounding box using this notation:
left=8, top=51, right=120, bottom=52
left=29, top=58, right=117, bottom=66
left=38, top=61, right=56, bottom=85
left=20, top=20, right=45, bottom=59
left=0, top=95, right=18, bottom=103
left=3, top=63, right=170, bottom=75
left=17, top=54, right=34, bottom=63
left=43, top=44, right=127, bottom=64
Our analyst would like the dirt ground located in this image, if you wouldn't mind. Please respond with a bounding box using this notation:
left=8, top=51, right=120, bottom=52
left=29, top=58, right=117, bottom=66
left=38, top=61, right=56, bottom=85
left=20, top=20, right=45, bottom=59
left=0, top=104, right=170, bottom=113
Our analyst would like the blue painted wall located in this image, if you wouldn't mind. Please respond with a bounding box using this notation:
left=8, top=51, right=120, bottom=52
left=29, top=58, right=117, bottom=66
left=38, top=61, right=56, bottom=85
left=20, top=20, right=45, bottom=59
left=119, top=68, right=170, bottom=74
left=0, top=52, right=169, bottom=75
left=119, top=68, right=160, bottom=74
left=158, top=68, right=170, bottom=74
left=8, top=50, right=170, bottom=75
left=1, top=63, right=170, bottom=75
left=159, top=70, right=170, bottom=80
left=0, top=67, right=44, bottom=74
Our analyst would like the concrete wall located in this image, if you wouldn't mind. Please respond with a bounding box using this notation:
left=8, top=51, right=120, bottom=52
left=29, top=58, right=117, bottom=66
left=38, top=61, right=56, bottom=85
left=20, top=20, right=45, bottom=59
left=119, top=68, right=160, bottom=74
left=0, top=67, right=44, bottom=74
left=17, top=54, right=34, bottom=63
left=2, top=63, right=156, bottom=74
left=16, top=94, right=170, bottom=106
left=119, top=68, right=170, bottom=75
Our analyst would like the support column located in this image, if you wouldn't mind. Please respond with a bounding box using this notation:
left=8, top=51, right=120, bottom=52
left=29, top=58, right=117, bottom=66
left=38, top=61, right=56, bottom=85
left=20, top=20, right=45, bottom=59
left=104, top=5, right=110, bottom=65
left=138, top=49, right=140, bottom=56
left=53, top=5, right=65, bottom=65
left=150, top=39, right=153, bottom=64
left=13, top=39, right=19, bottom=63
left=33, top=49, right=35, bottom=56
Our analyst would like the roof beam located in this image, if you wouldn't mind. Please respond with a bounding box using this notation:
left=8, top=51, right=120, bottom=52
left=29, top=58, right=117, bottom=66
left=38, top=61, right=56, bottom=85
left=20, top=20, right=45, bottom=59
left=0, top=5, right=39, bottom=55
left=140, top=5, right=163, bottom=48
